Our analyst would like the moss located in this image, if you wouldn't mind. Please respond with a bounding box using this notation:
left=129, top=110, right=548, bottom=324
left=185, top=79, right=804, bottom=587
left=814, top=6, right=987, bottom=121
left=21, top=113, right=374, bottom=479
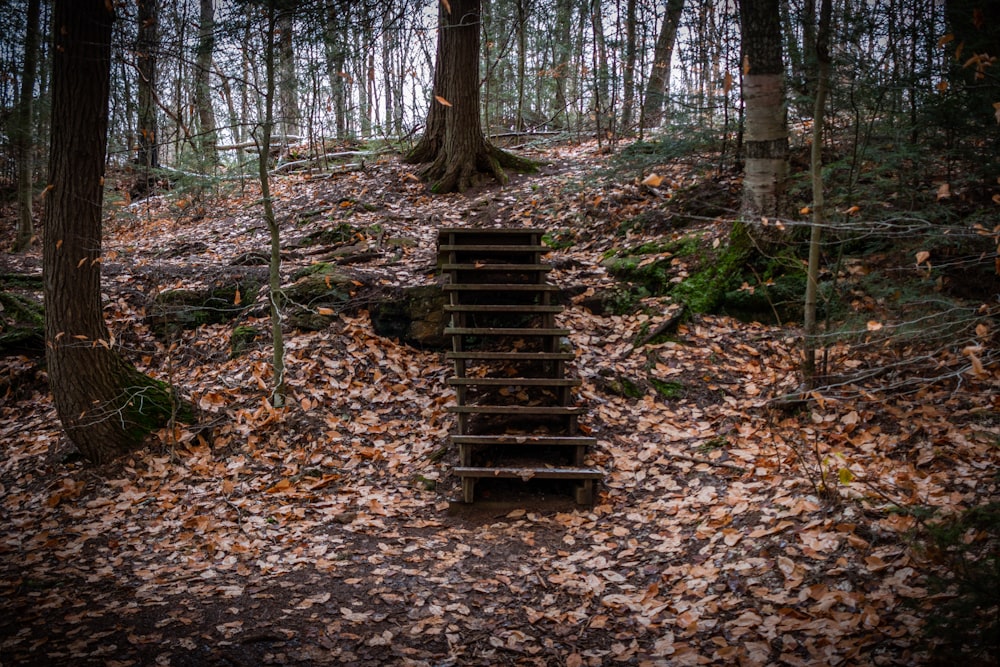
left=596, top=369, right=647, bottom=399
left=120, top=369, right=195, bottom=445
left=721, top=272, right=807, bottom=324
left=292, top=262, right=332, bottom=281
left=697, top=436, right=729, bottom=453
left=230, top=325, right=261, bottom=358
left=542, top=229, right=576, bottom=250
left=670, top=227, right=753, bottom=313
left=650, top=378, right=685, bottom=399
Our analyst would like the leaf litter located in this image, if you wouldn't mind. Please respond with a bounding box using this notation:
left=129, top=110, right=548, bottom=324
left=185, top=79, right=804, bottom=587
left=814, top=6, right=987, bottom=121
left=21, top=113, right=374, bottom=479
left=0, top=142, right=997, bottom=666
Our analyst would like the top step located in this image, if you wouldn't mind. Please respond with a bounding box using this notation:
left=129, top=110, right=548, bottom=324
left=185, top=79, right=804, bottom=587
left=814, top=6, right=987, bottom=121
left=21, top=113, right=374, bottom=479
left=439, top=227, right=545, bottom=237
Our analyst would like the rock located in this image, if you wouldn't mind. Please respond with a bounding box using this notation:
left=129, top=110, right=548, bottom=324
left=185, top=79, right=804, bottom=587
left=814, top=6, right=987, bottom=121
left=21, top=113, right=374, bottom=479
left=370, top=283, right=450, bottom=348
left=148, top=278, right=260, bottom=337
left=283, top=263, right=358, bottom=330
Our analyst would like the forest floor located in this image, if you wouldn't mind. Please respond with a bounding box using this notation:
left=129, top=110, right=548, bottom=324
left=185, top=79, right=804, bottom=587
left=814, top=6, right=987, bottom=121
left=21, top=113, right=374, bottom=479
left=0, top=140, right=998, bottom=666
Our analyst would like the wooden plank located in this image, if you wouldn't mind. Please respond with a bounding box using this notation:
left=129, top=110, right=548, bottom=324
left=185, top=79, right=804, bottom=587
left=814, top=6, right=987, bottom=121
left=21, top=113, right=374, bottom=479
left=446, top=405, right=585, bottom=415
left=453, top=466, right=603, bottom=480
left=444, top=283, right=560, bottom=292
left=439, top=244, right=547, bottom=253
left=444, top=327, right=570, bottom=336
left=442, top=263, right=551, bottom=272
left=451, top=435, right=596, bottom=446
left=444, top=304, right=563, bottom=313
left=439, top=227, right=545, bottom=235
left=447, top=377, right=580, bottom=387
left=446, top=351, right=573, bottom=361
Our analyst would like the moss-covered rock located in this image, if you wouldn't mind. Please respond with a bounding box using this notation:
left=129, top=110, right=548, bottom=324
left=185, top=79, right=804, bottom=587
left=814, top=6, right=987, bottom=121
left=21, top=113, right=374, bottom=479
left=229, top=325, right=262, bottom=358
left=720, top=272, right=807, bottom=324
left=370, top=284, right=450, bottom=348
left=650, top=378, right=686, bottom=400
left=283, top=264, right=358, bottom=330
left=149, top=279, right=260, bottom=337
left=0, top=291, right=44, bottom=355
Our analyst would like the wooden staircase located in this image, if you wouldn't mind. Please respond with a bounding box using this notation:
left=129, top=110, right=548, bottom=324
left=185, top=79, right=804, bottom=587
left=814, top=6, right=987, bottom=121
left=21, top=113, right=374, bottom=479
left=438, top=227, right=601, bottom=504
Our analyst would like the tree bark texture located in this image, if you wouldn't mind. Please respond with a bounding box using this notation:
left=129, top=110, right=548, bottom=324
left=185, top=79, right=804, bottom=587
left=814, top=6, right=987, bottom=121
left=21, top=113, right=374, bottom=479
left=277, top=4, right=299, bottom=141
left=621, top=0, right=637, bottom=130
left=44, top=0, right=188, bottom=464
left=739, top=0, right=789, bottom=224
left=641, top=0, right=685, bottom=129
left=13, top=0, right=41, bottom=252
left=552, top=0, right=573, bottom=126
left=136, top=0, right=159, bottom=193
left=803, top=0, right=832, bottom=387
left=404, top=0, right=534, bottom=193
left=194, top=0, right=218, bottom=167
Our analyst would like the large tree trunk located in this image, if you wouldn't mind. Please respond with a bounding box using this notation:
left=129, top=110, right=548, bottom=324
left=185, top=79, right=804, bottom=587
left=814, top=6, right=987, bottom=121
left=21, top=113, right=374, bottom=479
left=13, top=0, right=41, bottom=252
left=739, top=0, right=789, bottom=224
left=44, top=0, right=190, bottom=464
left=404, top=0, right=534, bottom=193
left=641, top=0, right=685, bottom=130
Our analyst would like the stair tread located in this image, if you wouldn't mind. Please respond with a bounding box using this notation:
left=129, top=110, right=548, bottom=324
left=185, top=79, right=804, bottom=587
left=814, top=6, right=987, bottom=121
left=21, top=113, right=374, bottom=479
left=440, top=244, right=547, bottom=252
left=447, top=351, right=573, bottom=360
left=445, top=304, right=564, bottom=313
left=453, top=466, right=603, bottom=480
left=442, top=263, right=551, bottom=271
left=447, top=377, right=580, bottom=386
left=451, top=435, right=596, bottom=446
left=445, top=327, right=570, bottom=335
left=440, top=227, right=545, bottom=234
left=445, top=283, right=560, bottom=291
left=447, top=405, right=585, bottom=414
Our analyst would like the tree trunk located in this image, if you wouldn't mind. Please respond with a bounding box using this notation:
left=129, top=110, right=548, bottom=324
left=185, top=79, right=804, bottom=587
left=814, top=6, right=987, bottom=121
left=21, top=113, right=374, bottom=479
left=641, top=0, right=685, bottom=129
left=13, top=0, right=41, bottom=252
left=552, top=0, right=573, bottom=127
left=590, top=0, right=611, bottom=140
left=621, top=0, right=637, bottom=131
left=803, top=0, right=832, bottom=388
left=135, top=0, right=159, bottom=195
left=276, top=3, right=299, bottom=142
left=45, top=0, right=190, bottom=464
left=194, top=0, right=218, bottom=168
left=515, top=0, right=528, bottom=132
left=258, top=2, right=286, bottom=408
left=738, top=0, right=789, bottom=225
left=404, top=0, right=535, bottom=194
left=324, top=0, right=350, bottom=139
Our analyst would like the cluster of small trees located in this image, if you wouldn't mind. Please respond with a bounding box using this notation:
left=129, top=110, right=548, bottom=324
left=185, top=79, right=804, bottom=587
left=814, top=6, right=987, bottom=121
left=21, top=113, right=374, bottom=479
left=1, top=0, right=997, bottom=461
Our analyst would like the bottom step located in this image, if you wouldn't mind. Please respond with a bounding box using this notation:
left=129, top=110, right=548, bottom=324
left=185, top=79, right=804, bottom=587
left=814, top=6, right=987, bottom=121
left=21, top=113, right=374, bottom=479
left=455, top=467, right=601, bottom=504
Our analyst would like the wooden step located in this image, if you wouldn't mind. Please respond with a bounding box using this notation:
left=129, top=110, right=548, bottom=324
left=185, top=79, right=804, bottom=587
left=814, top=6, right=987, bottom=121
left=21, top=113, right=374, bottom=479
left=439, top=244, right=547, bottom=253
left=444, top=304, right=564, bottom=314
left=446, top=351, right=573, bottom=361
left=451, top=434, right=596, bottom=447
left=442, top=263, right=551, bottom=272
left=440, top=227, right=544, bottom=235
left=444, top=283, right=560, bottom=293
left=447, top=405, right=585, bottom=416
left=445, top=327, right=570, bottom=336
left=447, top=377, right=580, bottom=387
left=453, top=466, right=603, bottom=480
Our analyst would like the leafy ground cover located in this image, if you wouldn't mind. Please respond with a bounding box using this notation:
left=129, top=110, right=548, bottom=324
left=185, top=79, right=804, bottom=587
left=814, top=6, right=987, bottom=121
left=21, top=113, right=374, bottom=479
left=0, top=141, right=997, bottom=666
